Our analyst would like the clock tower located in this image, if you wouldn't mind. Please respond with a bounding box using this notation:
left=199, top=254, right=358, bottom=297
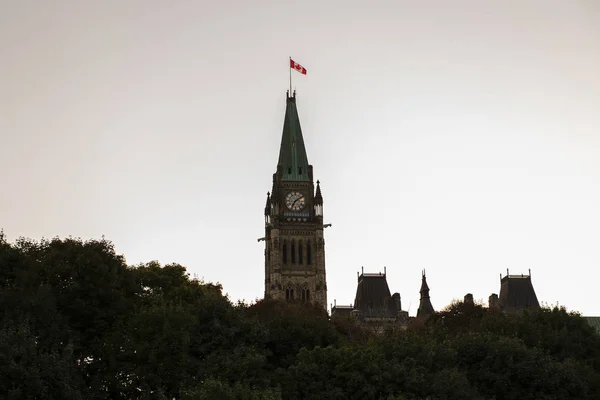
left=263, top=91, right=327, bottom=309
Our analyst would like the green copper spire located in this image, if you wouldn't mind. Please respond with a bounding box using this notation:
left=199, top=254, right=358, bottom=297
left=277, top=91, right=310, bottom=181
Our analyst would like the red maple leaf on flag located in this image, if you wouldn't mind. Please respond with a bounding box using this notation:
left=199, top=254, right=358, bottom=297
left=290, top=59, right=307, bottom=75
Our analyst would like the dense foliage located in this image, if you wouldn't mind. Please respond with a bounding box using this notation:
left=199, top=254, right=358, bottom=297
left=1, top=234, right=599, bottom=399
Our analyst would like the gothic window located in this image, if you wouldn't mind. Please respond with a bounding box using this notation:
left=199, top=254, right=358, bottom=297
left=307, top=242, right=312, bottom=265
left=282, top=241, right=287, bottom=264
left=301, top=285, right=310, bottom=303
left=298, top=240, right=303, bottom=264
left=298, top=167, right=302, bottom=175
left=291, top=240, right=296, bottom=264
left=288, top=167, right=292, bottom=174
left=285, top=285, right=294, bottom=300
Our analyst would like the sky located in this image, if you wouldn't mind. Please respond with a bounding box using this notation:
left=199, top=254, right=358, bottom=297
left=1, top=0, right=599, bottom=315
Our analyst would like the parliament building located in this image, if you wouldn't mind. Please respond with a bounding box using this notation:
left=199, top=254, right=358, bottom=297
left=262, top=92, right=541, bottom=323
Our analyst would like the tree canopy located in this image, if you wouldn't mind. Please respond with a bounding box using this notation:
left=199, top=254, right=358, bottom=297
left=1, top=235, right=599, bottom=399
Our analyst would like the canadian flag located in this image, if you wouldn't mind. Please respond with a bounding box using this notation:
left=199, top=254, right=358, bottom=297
left=290, top=59, right=307, bottom=75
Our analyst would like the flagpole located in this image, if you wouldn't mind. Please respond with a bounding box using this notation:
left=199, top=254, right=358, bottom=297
left=289, top=56, right=292, bottom=96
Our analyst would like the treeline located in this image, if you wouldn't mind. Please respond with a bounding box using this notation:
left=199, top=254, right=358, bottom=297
left=1, top=235, right=600, bottom=399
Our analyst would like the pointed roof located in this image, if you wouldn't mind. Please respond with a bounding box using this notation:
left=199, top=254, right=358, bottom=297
left=420, top=272, right=430, bottom=293
left=277, top=92, right=310, bottom=181
left=315, top=180, right=323, bottom=205
left=417, top=271, right=435, bottom=317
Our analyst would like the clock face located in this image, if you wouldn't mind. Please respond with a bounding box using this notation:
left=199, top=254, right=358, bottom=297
left=285, top=191, right=305, bottom=211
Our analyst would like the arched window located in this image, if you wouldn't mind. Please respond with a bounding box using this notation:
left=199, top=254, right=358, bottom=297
left=282, top=241, right=287, bottom=264
left=301, top=285, right=310, bottom=303
left=285, top=285, right=294, bottom=300
left=291, top=240, right=296, bottom=264
left=298, top=240, right=303, bottom=264
left=307, top=242, right=312, bottom=265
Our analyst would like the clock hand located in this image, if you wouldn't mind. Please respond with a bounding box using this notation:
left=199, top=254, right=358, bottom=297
left=292, top=196, right=303, bottom=208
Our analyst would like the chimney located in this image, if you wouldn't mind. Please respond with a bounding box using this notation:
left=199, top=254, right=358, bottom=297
left=392, top=292, right=401, bottom=311
left=489, top=293, right=499, bottom=310
left=464, top=293, right=474, bottom=305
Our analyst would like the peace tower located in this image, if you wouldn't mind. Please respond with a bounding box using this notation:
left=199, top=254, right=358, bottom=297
left=263, top=91, right=327, bottom=309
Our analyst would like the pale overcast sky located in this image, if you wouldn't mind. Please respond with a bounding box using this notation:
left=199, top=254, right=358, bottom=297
left=1, top=1, right=599, bottom=315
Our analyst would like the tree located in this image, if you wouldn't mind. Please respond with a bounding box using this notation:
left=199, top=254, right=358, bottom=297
left=245, top=299, right=340, bottom=370
left=2, top=234, right=600, bottom=399
left=0, top=318, right=85, bottom=400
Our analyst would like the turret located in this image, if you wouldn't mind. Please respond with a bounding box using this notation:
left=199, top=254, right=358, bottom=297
left=264, top=192, right=271, bottom=224
left=270, top=174, right=279, bottom=216
left=314, top=180, right=323, bottom=217
left=417, top=270, right=435, bottom=318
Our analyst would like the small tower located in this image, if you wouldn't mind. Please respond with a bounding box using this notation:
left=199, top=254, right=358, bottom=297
left=314, top=180, right=323, bottom=217
left=264, top=192, right=271, bottom=224
left=332, top=267, right=407, bottom=328
left=498, top=270, right=540, bottom=313
left=417, top=270, right=435, bottom=317
left=353, top=268, right=396, bottom=320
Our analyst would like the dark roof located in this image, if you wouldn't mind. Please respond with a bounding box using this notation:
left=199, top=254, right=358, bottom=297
left=277, top=92, right=310, bottom=181
left=417, top=272, right=434, bottom=317
left=584, top=317, right=600, bottom=334
left=354, top=273, right=398, bottom=318
left=498, top=274, right=540, bottom=312
left=331, top=305, right=353, bottom=319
